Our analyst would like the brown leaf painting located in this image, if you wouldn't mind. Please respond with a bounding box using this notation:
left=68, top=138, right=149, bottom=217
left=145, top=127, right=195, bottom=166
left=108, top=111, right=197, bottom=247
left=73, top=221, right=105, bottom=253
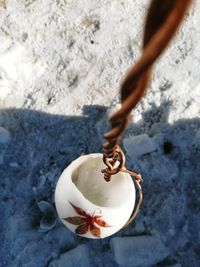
left=63, top=202, right=110, bottom=238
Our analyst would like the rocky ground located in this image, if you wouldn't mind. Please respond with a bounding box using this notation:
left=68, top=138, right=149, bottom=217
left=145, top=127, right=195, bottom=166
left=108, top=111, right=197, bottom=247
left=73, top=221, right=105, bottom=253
left=0, top=1, right=200, bottom=266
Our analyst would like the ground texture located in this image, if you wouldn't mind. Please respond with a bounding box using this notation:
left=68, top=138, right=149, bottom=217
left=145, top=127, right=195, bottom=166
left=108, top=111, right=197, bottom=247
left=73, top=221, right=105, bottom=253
left=0, top=1, right=200, bottom=266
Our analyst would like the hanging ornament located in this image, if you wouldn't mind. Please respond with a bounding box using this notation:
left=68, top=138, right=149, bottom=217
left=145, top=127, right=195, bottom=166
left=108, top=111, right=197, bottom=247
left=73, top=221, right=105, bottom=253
left=55, top=0, right=192, bottom=239
left=55, top=153, right=140, bottom=238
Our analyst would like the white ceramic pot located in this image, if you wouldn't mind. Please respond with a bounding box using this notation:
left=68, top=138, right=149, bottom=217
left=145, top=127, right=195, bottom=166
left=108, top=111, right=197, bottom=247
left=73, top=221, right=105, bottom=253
left=55, top=153, right=135, bottom=239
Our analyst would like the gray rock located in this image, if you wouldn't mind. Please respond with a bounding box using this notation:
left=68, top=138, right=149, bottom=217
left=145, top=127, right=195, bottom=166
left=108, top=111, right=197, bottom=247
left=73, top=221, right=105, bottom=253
left=111, top=235, right=169, bottom=266
left=49, top=245, right=91, bottom=267
left=0, top=126, right=10, bottom=144
left=123, top=134, right=157, bottom=159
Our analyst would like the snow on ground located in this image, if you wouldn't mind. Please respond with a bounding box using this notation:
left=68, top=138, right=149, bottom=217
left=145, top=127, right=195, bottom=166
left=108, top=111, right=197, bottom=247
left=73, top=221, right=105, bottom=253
left=0, top=0, right=200, bottom=266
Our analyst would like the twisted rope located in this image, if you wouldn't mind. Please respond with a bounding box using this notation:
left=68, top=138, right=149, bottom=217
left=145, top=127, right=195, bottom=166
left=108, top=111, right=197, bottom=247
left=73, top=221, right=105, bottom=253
left=102, top=0, right=192, bottom=181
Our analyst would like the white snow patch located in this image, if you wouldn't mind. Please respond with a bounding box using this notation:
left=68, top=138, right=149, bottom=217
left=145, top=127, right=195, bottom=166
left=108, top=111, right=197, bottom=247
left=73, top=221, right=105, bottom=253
left=0, top=37, right=45, bottom=106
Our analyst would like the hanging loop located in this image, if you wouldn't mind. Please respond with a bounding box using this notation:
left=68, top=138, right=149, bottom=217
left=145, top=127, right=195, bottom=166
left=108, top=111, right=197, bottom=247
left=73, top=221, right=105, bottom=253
left=102, top=146, right=143, bottom=227
left=101, top=146, right=125, bottom=181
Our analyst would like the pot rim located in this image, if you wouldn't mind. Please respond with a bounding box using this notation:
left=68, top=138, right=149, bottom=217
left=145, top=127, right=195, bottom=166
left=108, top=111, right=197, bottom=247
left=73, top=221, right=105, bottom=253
left=60, top=153, right=135, bottom=211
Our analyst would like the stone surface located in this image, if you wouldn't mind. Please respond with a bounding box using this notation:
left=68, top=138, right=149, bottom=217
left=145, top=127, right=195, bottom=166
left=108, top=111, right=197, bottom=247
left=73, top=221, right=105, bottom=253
left=49, top=245, right=91, bottom=267
left=111, top=236, right=169, bottom=266
left=0, top=126, right=10, bottom=144
left=123, top=134, right=157, bottom=158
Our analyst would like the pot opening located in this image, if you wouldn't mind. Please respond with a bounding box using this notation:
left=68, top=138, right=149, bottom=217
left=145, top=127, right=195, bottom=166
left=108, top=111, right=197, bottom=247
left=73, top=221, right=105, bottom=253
left=72, top=156, right=133, bottom=208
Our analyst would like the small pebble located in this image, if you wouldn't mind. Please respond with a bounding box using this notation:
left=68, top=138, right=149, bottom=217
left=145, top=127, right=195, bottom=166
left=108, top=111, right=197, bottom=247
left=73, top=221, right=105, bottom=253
left=49, top=245, right=91, bottom=267
left=0, top=127, right=10, bottom=144
left=9, top=162, right=19, bottom=168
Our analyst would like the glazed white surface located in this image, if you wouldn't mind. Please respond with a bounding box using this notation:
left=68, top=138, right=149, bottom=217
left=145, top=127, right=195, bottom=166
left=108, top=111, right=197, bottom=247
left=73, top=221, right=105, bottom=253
left=55, top=154, right=135, bottom=238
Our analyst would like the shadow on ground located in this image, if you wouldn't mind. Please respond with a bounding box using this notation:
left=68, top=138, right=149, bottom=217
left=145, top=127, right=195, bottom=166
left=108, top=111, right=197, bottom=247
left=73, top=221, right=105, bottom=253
left=0, top=102, right=199, bottom=266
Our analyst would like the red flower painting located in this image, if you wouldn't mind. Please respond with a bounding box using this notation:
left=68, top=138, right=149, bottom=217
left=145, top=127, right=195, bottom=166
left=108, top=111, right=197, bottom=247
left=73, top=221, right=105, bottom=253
left=63, top=202, right=110, bottom=237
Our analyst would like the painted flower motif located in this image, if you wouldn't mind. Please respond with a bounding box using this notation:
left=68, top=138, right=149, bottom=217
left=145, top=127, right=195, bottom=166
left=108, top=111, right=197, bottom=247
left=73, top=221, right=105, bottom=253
left=63, top=202, right=110, bottom=237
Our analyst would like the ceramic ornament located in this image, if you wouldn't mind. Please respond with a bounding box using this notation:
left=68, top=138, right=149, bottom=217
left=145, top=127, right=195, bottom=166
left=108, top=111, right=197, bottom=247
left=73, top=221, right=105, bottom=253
left=55, top=154, right=135, bottom=239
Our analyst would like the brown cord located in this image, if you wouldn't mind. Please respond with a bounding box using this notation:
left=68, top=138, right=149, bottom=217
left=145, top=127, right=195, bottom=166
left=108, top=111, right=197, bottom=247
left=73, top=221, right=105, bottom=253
left=101, top=0, right=192, bottom=227
left=102, top=0, right=192, bottom=181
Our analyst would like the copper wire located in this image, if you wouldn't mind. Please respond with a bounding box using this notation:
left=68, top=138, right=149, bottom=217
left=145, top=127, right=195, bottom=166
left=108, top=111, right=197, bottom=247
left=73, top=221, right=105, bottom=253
left=102, top=0, right=192, bottom=180
left=101, top=0, right=192, bottom=227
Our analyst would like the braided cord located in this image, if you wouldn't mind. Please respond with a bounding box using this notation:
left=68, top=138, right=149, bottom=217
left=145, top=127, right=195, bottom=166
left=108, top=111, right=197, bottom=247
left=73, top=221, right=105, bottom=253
left=102, top=0, right=192, bottom=181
